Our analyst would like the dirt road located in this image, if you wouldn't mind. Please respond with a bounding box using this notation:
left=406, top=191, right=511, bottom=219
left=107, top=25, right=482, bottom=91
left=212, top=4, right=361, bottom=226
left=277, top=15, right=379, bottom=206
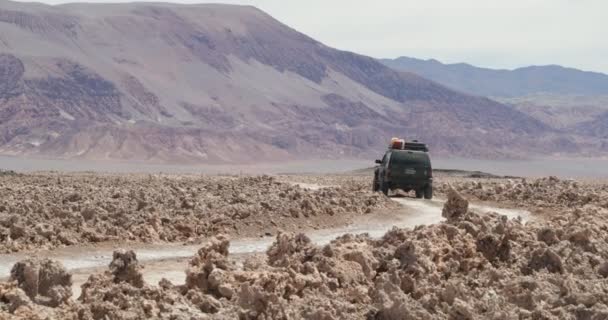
left=0, top=194, right=530, bottom=297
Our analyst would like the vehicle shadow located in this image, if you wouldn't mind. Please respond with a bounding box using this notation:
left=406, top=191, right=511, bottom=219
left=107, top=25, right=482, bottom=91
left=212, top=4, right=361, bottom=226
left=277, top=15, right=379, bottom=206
left=387, top=191, right=417, bottom=199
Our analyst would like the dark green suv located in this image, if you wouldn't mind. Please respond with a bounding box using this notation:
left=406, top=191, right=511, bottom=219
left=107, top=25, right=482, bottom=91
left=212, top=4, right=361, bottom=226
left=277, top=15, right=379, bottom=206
left=373, top=146, right=433, bottom=199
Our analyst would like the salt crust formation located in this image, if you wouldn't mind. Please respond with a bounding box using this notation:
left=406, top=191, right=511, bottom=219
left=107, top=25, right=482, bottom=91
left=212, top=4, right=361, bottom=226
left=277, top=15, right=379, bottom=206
left=0, top=174, right=392, bottom=253
left=1, top=176, right=607, bottom=319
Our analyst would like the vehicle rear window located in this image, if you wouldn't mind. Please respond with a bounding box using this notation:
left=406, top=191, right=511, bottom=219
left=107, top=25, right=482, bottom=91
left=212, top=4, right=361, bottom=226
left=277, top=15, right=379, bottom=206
left=390, top=151, right=429, bottom=166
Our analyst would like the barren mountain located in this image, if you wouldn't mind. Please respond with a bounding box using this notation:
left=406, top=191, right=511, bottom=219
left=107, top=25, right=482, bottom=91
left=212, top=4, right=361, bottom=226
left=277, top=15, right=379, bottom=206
left=0, top=1, right=600, bottom=162
left=576, top=111, right=608, bottom=140
left=495, top=94, right=608, bottom=130
left=381, top=56, right=608, bottom=98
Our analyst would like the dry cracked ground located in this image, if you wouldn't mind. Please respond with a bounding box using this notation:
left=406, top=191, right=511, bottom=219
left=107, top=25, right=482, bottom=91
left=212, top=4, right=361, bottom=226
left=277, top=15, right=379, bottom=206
left=1, top=171, right=608, bottom=319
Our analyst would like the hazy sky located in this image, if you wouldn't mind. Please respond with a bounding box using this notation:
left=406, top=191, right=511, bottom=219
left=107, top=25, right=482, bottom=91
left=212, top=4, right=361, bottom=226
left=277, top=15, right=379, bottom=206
left=17, top=0, right=608, bottom=73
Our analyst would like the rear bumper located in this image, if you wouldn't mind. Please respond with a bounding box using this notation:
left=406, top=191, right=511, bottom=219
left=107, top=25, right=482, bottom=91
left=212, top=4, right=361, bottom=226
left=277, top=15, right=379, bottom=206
left=387, top=179, right=432, bottom=190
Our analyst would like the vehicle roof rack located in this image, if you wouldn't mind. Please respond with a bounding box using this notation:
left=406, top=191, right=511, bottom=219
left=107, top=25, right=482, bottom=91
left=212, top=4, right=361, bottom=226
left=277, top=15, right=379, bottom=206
left=388, top=137, right=429, bottom=152
left=403, top=141, right=429, bottom=152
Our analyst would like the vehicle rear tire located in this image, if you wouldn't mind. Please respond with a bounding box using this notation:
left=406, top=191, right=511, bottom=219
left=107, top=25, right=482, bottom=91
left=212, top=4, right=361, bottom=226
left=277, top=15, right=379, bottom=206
left=372, top=176, right=379, bottom=192
left=381, top=182, right=389, bottom=196
left=415, top=189, right=423, bottom=198
left=424, top=184, right=433, bottom=199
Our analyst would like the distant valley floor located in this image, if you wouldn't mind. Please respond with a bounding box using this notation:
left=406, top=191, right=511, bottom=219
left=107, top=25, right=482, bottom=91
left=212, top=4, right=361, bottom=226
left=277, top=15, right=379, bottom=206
left=1, top=155, right=608, bottom=178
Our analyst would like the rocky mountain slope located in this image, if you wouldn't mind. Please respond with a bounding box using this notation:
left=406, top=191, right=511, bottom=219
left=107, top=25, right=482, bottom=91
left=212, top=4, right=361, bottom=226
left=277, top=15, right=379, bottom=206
left=0, top=1, right=601, bottom=162
left=495, top=94, right=608, bottom=131
left=381, top=56, right=608, bottom=98
left=382, top=57, right=608, bottom=149
left=576, top=111, right=608, bottom=139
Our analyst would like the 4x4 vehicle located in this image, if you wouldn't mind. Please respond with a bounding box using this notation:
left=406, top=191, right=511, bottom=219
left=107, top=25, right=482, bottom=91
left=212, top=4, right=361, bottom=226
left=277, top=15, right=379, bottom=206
left=373, top=142, right=433, bottom=199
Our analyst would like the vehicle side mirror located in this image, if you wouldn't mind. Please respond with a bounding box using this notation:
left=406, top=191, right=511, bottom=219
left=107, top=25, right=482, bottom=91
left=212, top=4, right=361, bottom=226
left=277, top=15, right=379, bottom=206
left=375, top=159, right=382, bottom=164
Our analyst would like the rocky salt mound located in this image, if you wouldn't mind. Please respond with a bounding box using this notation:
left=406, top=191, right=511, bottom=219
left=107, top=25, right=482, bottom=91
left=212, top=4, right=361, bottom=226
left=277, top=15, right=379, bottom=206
left=440, top=176, right=608, bottom=209
left=70, top=249, right=207, bottom=319
left=0, top=259, right=72, bottom=319
left=2, top=187, right=608, bottom=319
left=441, top=186, right=469, bottom=220
left=0, top=174, right=394, bottom=253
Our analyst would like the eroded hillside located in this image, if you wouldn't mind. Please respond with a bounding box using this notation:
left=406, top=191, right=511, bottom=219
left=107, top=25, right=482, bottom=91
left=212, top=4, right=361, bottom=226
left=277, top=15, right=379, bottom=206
left=0, top=1, right=593, bottom=162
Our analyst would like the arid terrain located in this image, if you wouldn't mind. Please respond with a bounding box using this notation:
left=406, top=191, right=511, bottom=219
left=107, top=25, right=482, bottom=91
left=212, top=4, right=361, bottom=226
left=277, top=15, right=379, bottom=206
left=1, top=1, right=606, bottom=161
left=1, top=170, right=607, bottom=319
left=382, top=57, right=608, bottom=149
left=0, top=172, right=394, bottom=253
left=1, top=1, right=606, bottom=319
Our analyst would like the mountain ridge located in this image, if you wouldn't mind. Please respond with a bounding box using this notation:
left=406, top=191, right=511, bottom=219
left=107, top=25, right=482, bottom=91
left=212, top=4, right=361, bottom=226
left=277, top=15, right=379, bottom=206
left=381, top=56, right=608, bottom=97
left=0, top=1, right=602, bottom=162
